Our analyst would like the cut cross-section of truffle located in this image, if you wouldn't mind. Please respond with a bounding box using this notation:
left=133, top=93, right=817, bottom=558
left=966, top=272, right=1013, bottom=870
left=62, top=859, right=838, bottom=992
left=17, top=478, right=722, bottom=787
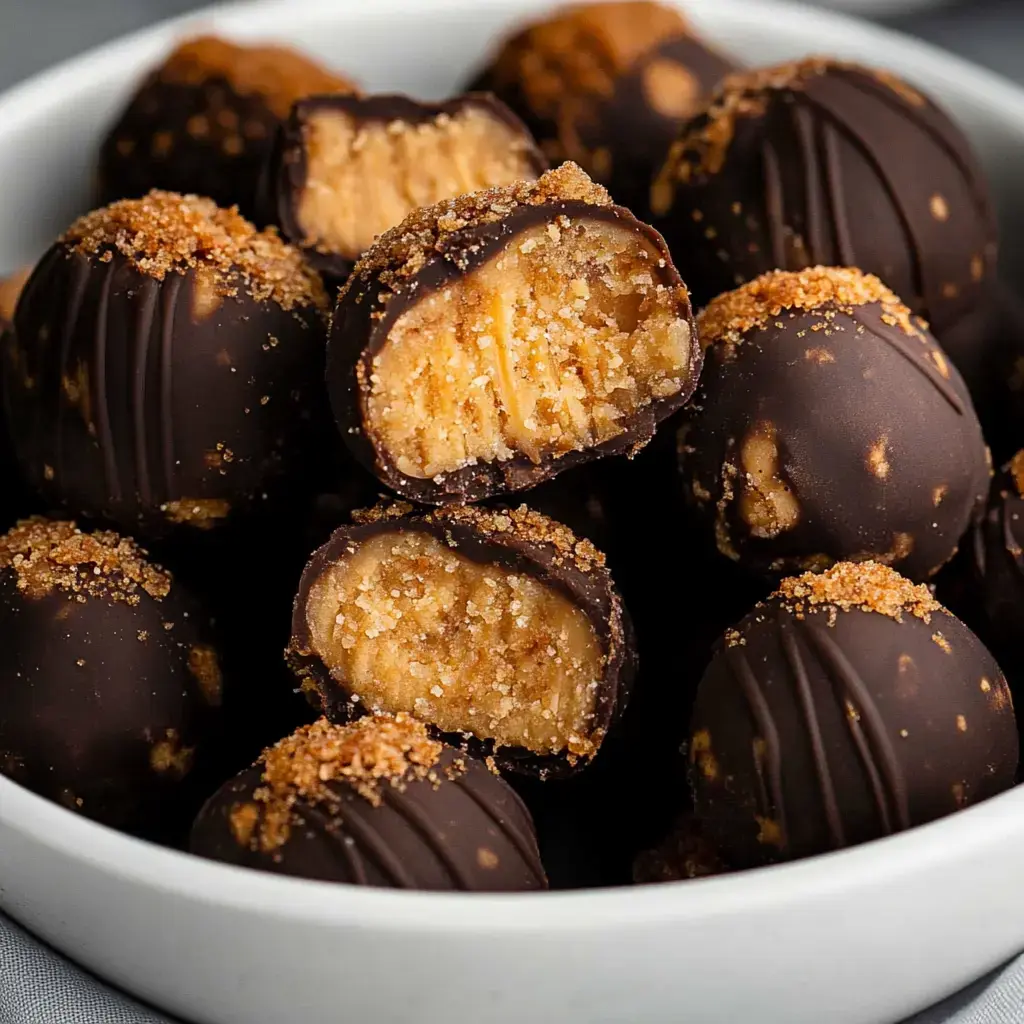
left=260, top=93, right=548, bottom=281
left=0, top=517, right=222, bottom=838
left=681, top=267, right=989, bottom=581
left=98, top=35, right=358, bottom=216
left=651, top=58, right=996, bottom=335
left=288, top=502, right=635, bottom=775
left=4, top=191, right=330, bottom=538
left=329, top=162, right=700, bottom=504
left=470, top=1, right=737, bottom=217
left=191, top=713, right=548, bottom=890
left=689, top=561, right=1018, bottom=869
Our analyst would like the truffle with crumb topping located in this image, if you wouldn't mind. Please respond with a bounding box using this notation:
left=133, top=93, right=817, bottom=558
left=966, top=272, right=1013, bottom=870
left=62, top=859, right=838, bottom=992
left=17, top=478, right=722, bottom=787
left=470, top=1, right=736, bottom=216
left=0, top=517, right=222, bottom=838
left=680, top=267, right=988, bottom=581
left=259, top=92, right=548, bottom=282
left=651, top=57, right=996, bottom=335
left=191, top=714, right=547, bottom=890
left=98, top=35, right=358, bottom=216
left=3, top=191, right=331, bottom=539
left=287, top=501, right=635, bottom=775
left=329, top=162, right=700, bottom=504
left=688, top=561, right=1017, bottom=869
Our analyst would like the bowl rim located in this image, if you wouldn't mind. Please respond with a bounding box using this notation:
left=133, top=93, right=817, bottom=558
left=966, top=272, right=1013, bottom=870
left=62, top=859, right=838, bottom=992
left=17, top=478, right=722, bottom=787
left=3, top=0, right=1024, bottom=929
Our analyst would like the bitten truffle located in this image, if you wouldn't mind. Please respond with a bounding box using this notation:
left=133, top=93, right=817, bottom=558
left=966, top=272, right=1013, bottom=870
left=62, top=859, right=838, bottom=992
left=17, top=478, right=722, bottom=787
left=680, top=267, right=989, bottom=581
left=651, top=58, right=996, bottom=334
left=471, top=1, right=736, bottom=216
left=329, top=162, right=700, bottom=504
left=98, top=36, right=358, bottom=216
left=4, top=191, right=330, bottom=537
left=191, top=713, right=548, bottom=890
left=689, top=561, right=1018, bottom=868
left=0, top=518, right=222, bottom=837
left=288, top=502, right=635, bottom=775
left=260, top=92, right=548, bottom=281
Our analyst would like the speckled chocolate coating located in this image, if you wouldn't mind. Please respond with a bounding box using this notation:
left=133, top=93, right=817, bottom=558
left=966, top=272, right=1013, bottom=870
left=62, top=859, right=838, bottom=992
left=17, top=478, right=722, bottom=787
left=259, top=92, right=549, bottom=281
left=689, top=567, right=1018, bottom=869
left=652, top=59, right=996, bottom=330
left=470, top=1, right=736, bottom=217
left=191, top=743, right=547, bottom=890
left=682, top=279, right=989, bottom=581
left=0, top=520, right=222, bottom=839
left=329, top=173, right=699, bottom=505
left=287, top=504, right=635, bottom=775
left=4, top=224, right=329, bottom=539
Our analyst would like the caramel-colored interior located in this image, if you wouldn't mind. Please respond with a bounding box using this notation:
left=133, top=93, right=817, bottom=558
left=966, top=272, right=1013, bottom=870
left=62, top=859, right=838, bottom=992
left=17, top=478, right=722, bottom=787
left=298, top=107, right=539, bottom=259
left=304, top=530, right=606, bottom=756
left=368, top=219, right=691, bottom=480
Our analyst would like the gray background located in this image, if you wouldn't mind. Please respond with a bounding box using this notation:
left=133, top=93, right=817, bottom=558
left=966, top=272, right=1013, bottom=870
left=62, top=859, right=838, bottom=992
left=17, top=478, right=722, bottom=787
left=0, top=0, right=1023, bottom=91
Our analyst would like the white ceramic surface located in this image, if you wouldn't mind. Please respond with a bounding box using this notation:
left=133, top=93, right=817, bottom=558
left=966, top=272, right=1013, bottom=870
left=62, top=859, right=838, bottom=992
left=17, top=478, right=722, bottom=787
left=1, top=3, right=1024, bottom=1023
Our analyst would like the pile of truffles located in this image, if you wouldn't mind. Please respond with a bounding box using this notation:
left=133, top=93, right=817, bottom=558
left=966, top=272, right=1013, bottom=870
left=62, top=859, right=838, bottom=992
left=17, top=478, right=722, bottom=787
left=1, top=1, right=1022, bottom=891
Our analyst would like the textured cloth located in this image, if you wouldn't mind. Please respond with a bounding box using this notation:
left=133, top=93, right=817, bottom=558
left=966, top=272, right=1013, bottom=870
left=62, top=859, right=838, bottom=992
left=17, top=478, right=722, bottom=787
left=2, top=910, right=1024, bottom=1024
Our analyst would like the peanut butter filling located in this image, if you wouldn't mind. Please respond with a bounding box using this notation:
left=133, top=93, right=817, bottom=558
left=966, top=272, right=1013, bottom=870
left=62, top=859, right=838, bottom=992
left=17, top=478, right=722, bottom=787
left=304, top=530, right=605, bottom=757
left=298, top=107, right=541, bottom=260
left=366, top=217, right=691, bottom=480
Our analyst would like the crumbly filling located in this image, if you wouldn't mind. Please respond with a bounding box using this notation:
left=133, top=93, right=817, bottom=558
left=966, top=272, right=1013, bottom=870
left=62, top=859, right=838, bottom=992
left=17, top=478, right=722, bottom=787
left=304, top=530, right=605, bottom=756
left=367, top=218, right=691, bottom=479
left=298, top=106, right=541, bottom=260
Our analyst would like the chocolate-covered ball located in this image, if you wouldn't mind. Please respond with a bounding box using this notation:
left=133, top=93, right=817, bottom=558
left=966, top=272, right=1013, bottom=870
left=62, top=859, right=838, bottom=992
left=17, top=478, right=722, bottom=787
left=681, top=267, right=989, bottom=581
left=690, top=562, right=1018, bottom=869
left=0, top=518, right=222, bottom=837
left=191, top=714, right=547, bottom=891
left=0, top=268, right=34, bottom=528
left=652, top=58, right=996, bottom=333
left=4, top=191, right=330, bottom=538
left=471, top=1, right=736, bottom=216
left=98, top=36, right=357, bottom=216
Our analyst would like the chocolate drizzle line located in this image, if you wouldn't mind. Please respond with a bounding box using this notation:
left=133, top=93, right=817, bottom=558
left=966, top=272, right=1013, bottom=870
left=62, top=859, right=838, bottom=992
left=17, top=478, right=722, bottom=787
left=159, top=274, right=181, bottom=498
left=822, top=123, right=855, bottom=267
left=94, top=258, right=119, bottom=502
left=133, top=278, right=159, bottom=506
left=55, top=253, right=90, bottom=489
left=796, top=104, right=826, bottom=262
left=762, top=138, right=787, bottom=270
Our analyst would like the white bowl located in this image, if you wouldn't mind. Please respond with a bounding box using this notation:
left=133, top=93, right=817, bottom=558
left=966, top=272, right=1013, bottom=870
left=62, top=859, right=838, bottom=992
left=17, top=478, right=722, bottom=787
left=2, top=3, right=1024, bottom=1023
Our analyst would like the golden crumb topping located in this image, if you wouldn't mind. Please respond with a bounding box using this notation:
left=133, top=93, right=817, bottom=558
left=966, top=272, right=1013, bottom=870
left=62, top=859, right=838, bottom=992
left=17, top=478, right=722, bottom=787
left=0, top=266, right=30, bottom=325
left=698, top=266, right=920, bottom=348
left=774, top=560, right=941, bottom=623
left=160, top=35, right=357, bottom=118
left=246, top=713, right=444, bottom=852
left=0, top=517, right=171, bottom=604
left=63, top=191, right=327, bottom=311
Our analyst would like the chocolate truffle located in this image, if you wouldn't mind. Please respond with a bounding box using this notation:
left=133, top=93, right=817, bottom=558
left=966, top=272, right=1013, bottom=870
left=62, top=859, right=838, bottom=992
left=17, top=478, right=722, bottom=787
left=191, top=714, right=547, bottom=890
left=98, top=36, right=357, bottom=216
left=689, top=562, right=1018, bottom=869
left=4, top=191, right=330, bottom=538
left=681, top=267, right=989, bottom=581
left=329, top=162, right=700, bottom=504
left=651, top=58, right=996, bottom=332
left=633, top=815, right=725, bottom=883
left=260, top=92, right=548, bottom=281
left=0, top=517, right=222, bottom=837
left=0, top=268, right=36, bottom=528
left=288, top=502, right=634, bottom=775
left=471, top=1, right=736, bottom=216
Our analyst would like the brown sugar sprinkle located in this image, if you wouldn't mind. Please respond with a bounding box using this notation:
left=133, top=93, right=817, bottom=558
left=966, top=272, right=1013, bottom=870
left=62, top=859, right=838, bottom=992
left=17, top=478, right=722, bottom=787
left=63, top=191, right=327, bottom=311
left=0, top=517, right=171, bottom=604
left=340, top=162, right=609, bottom=303
left=774, top=560, right=941, bottom=624
left=249, top=713, right=444, bottom=852
left=0, top=266, right=31, bottom=324
left=159, top=36, right=357, bottom=119
left=698, top=267, right=920, bottom=349
left=1009, top=450, right=1024, bottom=498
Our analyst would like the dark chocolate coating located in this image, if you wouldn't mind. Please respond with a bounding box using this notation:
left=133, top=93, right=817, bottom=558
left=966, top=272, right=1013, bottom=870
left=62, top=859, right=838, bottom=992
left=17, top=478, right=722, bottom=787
left=4, top=245, right=329, bottom=538
left=0, top=272, right=35, bottom=529
left=690, top=590, right=1018, bottom=868
left=191, top=745, right=546, bottom=890
left=0, top=539, right=221, bottom=839
left=288, top=507, right=635, bottom=775
left=654, top=62, right=996, bottom=329
left=259, top=92, right=549, bottom=282
left=470, top=7, right=736, bottom=217
left=683, top=301, right=989, bottom=581
left=330, top=199, right=699, bottom=505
